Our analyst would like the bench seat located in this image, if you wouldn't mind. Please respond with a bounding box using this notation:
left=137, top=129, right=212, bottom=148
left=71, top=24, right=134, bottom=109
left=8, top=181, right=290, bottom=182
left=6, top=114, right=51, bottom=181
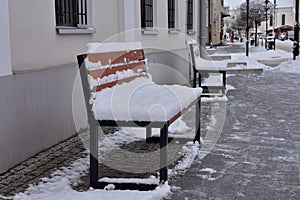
left=93, top=77, right=202, bottom=122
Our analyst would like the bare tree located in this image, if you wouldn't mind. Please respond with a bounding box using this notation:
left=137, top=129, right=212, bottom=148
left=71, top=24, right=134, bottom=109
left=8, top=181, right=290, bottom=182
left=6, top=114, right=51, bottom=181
left=239, top=0, right=273, bottom=46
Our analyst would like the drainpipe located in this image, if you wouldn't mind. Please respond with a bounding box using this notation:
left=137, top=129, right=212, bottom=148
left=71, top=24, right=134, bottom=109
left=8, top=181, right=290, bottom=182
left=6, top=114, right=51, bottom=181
left=293, top=0, right=299, bottom=60
left=198, top=0, right=207, bottom=58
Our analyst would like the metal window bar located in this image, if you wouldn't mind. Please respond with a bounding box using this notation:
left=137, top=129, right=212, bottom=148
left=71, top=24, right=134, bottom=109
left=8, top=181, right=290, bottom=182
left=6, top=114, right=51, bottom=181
left=168, top=0, right=175, bottom=28
left=187, top=0, right=193, bottom=30
left=141, top=0, right=153, bottom=28
left=55, top=0, right=87, bottom=27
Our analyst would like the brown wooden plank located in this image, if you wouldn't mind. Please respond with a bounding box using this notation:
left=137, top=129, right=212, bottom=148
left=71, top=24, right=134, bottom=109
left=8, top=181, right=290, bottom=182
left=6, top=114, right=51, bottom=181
left=88, top=62, right=146, bottom=79
left=92, top=74, right=147, bottom=92
left=86, top=50, right=145, bottom=66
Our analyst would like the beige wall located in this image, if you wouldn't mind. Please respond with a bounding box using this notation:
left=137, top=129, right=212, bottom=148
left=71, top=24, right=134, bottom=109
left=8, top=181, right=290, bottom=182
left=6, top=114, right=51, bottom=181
left=9, top=0, right=120, bottom=72
left=0, top=0, right=12, bottom=76
left=9, top=0, right=200, bottom=72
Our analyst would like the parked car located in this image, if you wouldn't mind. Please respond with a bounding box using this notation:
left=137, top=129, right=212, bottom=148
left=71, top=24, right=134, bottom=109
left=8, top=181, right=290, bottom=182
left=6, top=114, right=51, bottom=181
left=287, top=30, right=300, bottom=41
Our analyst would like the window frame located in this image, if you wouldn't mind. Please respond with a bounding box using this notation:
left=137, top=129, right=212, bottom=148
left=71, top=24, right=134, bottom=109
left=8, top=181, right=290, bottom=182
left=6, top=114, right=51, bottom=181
left=55, top=0, right=95, bottom=35
left=168, top=0, right=180, bottom=33
left=168, top=0, right=176, bottom=29
left=187, top=0, right=196, bottom=35
left=140, top=0, right=158, bottom=34
left=269, top=15, right=273, bottom=27
left=281, top=14, right=285, bottom=25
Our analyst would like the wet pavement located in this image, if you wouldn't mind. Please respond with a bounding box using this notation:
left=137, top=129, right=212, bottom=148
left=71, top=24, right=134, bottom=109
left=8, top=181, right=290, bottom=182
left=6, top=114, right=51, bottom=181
left=167, top=44, right=300, bottom=199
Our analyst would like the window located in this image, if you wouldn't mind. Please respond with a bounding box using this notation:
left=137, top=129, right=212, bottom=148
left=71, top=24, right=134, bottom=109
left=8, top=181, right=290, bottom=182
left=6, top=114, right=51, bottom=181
left=269, top=15, right=273, bottom=27
left=187, top=0, right=194, bottom=30
left=282, top=14, right=285, bottom=25
left=55, top=0, right=88, bottom=27
left=141, top=0, right=153, bottom=28
left=168, top=0, right=175, bottom=29
left=55, top=0, right=95, bottom=34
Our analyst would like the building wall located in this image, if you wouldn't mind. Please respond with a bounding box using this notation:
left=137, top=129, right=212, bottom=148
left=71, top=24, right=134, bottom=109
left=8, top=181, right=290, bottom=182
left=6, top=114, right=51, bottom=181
left=211, top=0, right=222, bottom=45
left=0, top=0, right=12, bottom=76
left=8, top=0, right=121, bottom=72
left=0, top=64, right=86, bottom=173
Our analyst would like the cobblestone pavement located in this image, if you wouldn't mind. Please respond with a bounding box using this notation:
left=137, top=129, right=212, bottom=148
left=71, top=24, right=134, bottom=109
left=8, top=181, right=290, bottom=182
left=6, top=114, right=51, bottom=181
left=0, top=135, right=87, bottom=197
left=167, top=70, right=300, bottom=199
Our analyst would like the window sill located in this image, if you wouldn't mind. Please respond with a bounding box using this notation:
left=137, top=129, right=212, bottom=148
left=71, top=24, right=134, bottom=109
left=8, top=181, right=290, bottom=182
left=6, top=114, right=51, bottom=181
left=56, top=27, right=96, bottom=35
left=187, top=30, right=196, bottom=35
left=141, top=28, right=159, bottom=35
left=168, top=29, right=181, bottom=34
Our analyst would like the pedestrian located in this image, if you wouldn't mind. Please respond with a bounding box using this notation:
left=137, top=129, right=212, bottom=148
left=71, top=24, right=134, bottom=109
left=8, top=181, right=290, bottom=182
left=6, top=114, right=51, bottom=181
left=230, top=32, right=234, bottom=43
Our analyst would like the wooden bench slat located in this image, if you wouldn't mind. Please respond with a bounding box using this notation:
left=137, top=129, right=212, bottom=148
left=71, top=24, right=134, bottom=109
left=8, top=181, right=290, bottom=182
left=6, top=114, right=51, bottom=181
left=92, top=74, right=146, bottom=92
left=86, top=49, right=145, bottom=65
left=88, top=61, right=146, bottom=80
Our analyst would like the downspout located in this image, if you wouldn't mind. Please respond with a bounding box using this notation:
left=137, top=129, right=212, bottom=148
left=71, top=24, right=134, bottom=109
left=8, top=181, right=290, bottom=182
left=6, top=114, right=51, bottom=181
left=198, top=0, right=207, bottom=58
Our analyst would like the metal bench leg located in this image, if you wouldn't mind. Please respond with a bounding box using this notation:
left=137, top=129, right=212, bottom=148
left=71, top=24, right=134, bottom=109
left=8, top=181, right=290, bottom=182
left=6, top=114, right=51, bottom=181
left=193, top=99, right=201, bottom=144
left=198, top=72, right=202, bottom=87
left=146, top=126, right=152, bottom=143
left=193, top=70, right=197, bottom=88
left=90, top=121, right=99, bottom=188
left=222, top=71, right=226, bottom=95
left=160, top=124, right=168, bottom=183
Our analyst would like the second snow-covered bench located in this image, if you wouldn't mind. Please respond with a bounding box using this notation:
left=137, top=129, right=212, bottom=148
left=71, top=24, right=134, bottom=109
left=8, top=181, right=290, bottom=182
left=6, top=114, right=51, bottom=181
left=77, top=42, right=202, bottom=190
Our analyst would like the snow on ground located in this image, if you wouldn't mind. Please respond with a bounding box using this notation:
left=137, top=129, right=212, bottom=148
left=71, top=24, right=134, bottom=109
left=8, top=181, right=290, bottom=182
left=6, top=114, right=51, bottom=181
left=273, top=57, right=300, bottom=73
left=213, top=40, right=299, bottom=74
left=1, top=119, right=200, bottom=200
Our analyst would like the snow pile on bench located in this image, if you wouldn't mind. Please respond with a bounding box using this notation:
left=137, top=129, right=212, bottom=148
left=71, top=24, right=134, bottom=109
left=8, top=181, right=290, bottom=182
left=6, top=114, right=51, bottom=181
left=85, top=42, right=202, bottom=122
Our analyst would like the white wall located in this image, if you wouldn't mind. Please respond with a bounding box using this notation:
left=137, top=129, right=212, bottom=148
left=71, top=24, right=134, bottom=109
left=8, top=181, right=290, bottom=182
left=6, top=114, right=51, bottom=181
left=0, top=0, right=12, bottom=76
left=0, top=64, right=81, bottom=173
left=8, top=0, right=121, bottom=72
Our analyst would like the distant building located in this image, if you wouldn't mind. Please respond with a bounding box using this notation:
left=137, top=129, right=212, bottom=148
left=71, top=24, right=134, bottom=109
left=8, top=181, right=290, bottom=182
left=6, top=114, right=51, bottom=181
left=207, top=0, right=227, bottom=46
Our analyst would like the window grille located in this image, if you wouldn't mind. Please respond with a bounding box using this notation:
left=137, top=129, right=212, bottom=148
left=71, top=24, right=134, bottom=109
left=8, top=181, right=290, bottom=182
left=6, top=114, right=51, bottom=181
left=269, top=15, right=273, bottom=27
left=141, top=0, right=153, bottom=28
left=282, top=14, right=285, bottom=25
left=168, top=0, right=175, bottom=29
left=55, top=0, right=87, bottom=27
left=187, top=0, right=193, bottom=30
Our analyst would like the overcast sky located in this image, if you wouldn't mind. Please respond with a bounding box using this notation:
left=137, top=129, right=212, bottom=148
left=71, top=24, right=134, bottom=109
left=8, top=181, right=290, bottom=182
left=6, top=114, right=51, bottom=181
left=224, top=0, right=293, bottom=9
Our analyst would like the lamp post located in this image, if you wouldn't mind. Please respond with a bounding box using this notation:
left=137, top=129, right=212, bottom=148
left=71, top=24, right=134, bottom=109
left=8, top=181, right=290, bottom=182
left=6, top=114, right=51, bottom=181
left=293, top=0, right=299, bottom=60
left=246, top=0, right=249, bottom=56
left=273, top=0, right=276, bottom=50
left=265, top=0, right=269, bottom=49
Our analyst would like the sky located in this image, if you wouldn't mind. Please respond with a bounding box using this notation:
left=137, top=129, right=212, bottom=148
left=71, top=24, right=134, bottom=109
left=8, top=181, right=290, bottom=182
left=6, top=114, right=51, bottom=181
left=224, top=0, right=293, bottom=9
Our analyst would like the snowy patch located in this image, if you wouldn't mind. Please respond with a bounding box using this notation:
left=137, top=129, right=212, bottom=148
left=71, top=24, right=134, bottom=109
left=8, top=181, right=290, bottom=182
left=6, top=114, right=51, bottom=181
left=198, top=168, right=218, bottom=181
left=274, top=57, right=300, bottom=73
left=6, top=125, right=201, bottom=200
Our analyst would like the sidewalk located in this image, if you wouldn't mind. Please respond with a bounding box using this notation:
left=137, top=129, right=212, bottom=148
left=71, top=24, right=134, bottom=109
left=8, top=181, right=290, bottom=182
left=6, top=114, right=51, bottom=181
left=168, top=71, right=300, bottom=199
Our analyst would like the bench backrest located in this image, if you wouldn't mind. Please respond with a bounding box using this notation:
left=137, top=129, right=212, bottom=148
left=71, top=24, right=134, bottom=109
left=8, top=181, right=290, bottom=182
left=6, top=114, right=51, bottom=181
left=77, top=42, right=147, bottom=93
left=77, top=42, right=148, bottom=123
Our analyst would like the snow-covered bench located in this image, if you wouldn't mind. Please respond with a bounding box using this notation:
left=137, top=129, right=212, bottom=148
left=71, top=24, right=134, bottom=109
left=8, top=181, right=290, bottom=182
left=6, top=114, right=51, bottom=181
left=77, top=42, right=202, bottom=190
left=188, top=43, right=227, bottom=97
